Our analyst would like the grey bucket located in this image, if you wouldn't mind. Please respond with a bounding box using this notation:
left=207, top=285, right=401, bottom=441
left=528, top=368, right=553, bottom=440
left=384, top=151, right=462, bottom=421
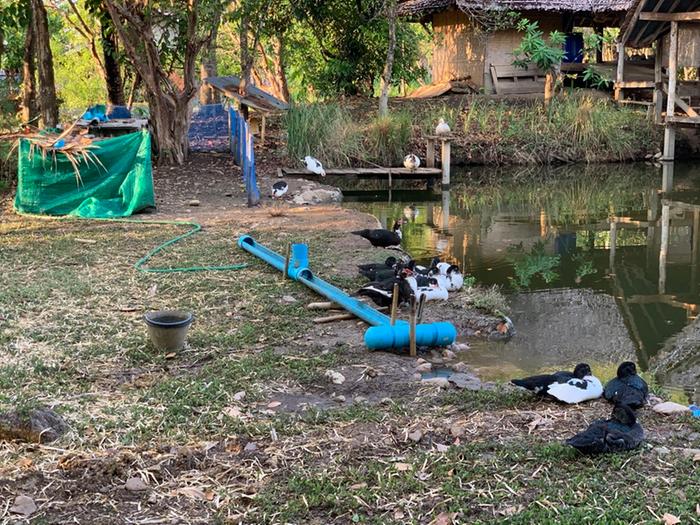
left=144, top=310, right=194, bottom=351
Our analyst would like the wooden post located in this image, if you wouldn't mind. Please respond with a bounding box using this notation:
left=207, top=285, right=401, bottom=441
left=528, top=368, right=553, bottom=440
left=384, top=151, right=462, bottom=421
left=261, top=114, right=267, bottom=143
left=416, top=294, right=427, bottom=324
left=662, top=161, right=675, bottom=193
left=409, top=296, right=417, bottom=357
left=663, top=21, right=679, bottom=161
left=442, top=189, right=450, bottom=232
left=389, top=283, right=399, bottom=326
left=441, top=139, right=451, bottom=190
left=654, top=38, right=664, bottom=124
left=609, top=219, right=618, bottom=269
left=283, top=243, right=292, bottom=280
left=426, top=138, right=435, bottom=168
left=615, top=41, right=625, bottom=102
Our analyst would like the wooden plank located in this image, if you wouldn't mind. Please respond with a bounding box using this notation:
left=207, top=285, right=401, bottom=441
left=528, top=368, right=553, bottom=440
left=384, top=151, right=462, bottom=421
left=490, top=65, right=501, bottom=95
left=621, top=0, right=650, bottom=45
left=666, top=20, right=679, bottom=122
left=655, top=37, right=664, bottom=124
left=281, top=167, right=442, bottom=177
left=408, top=82, right=452, bottom=99
left=639, top=11, right=700, bottom=21
left=615, top=42, right=625, bottom=101
left=673, top=93, right=699, bottom=117
left=666, top=115, right=700, bottom=124
left=633, top=0, right=670, bottom=47
left=615, top=80, right=655, bottom=88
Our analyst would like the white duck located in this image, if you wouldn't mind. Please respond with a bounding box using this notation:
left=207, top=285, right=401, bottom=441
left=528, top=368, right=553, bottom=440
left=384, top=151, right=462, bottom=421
left=433, top=262, right=464, bottom=292
left=406, top=275, right=449, bottom=302
left=271, top=180, right=288, bottom=199
left=403, top=154, right=420, bottom=171
left=435, top=118, right=451, bottom=135
left=302, top=156, right=326, bottom=177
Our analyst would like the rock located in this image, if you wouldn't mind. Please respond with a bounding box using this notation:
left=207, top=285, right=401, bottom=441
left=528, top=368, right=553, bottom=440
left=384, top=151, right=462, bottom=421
left=415, top=363, right=432, bottom=373
left=282, top=295, right=297, bottom=303
left=450, top=362, right=470, bottom=373
left=292, top=188, right=342, bottom=205
left=125, top=477, right=149, bottom=492
left=379, top=397, right=393, bottom=405
left=0, top=407, right=68, bottom=443
left=232, top=391, right=246, bottom=402
left=442, top=349, right=456, bottom=361
left=422, top=377, right=450, bottom=388
left=435, top=443, right=449, bottom=453
left=353, top=396, right=367, bottom=403
left=408, top=429, right=423, bottom=442
left=448, top=372, right=481, bottom=390
left=655, top=446, right=671, bottom=455
left=652, top=402, right=690, bottom=415
left=244, top=442, right=258, bottom=453
left=332, top=394, right=346, bottom=403
left=412, top=373, right=422, bottom=381
left=188, top=199, right=200, bottom=206
left=416, top=358, right=428, bottom=365
left=10, top=495, right=36, bottom=516
left=324, top=370, right=346, bottom=385
left=147, top=493, right=158, bottom=504
left=450, top=422, right=466, bottom=438
left=451, top=343, right=470, bottom=352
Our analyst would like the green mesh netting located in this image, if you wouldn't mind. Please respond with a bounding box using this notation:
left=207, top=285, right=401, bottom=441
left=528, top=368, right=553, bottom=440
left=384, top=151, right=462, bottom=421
left=14, top=130, right=155, bottom=218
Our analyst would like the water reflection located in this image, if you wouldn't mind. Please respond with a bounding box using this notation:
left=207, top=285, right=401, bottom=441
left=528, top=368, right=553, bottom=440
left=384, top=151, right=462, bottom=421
left=338, top=163, right=700, bottom=401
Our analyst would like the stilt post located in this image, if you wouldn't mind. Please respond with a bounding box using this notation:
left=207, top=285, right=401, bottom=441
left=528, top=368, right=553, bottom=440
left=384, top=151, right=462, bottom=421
left=663, top=21, right=679, bottom=161
left=441, top=139, right=451, bottom=190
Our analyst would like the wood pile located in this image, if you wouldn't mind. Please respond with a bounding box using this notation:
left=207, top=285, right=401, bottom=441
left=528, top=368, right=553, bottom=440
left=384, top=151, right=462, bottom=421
left=407, top=77, right=479, bottom=99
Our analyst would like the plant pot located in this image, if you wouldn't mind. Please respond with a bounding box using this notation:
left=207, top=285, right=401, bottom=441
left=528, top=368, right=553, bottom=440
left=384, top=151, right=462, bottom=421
left=144, top=310, right=194, bottom=352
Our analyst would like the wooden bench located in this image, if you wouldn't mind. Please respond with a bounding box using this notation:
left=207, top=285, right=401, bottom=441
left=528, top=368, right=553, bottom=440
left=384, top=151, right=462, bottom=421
left=490, top=64, right=546, bottom=95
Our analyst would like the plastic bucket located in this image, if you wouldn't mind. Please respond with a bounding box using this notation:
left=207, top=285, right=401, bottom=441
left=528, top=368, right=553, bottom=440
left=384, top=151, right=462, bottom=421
left=144, top=310, right=194, bottom=351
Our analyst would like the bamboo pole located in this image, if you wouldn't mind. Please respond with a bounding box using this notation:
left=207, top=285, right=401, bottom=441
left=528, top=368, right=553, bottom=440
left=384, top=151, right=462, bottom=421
left=389, top=283, right=399, bottom=325
left=307, top=302, right=340, bottom=310
left=416, top=294, right=427, bottom=324
left=314, top=313, right=356, bottom=324
left=615, top=42, right=625, bottom=102
left=409, top=296, right=417, bottom=357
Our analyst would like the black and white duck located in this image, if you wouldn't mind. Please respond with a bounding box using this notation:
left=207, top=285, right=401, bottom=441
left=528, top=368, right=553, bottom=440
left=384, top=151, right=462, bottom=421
left=405, top=274, right=448, bottom=302
left=603, top=362, right=648, bottom=409
left=351, top=219, right=404, bottom=248
left=302, top=155, right=326, bottom=177
left=566, top=403, right=644, bottom=454
left=403, top=154, right=420, bottom=171
left=357, top=256, right=398, bottom=281
left=271, top=180, right=288, bottom=199
left=511, top=363, right=603, bottom=404
left=431, top=262, right=464, bottom=292
left=356, top=268, right=413, bottom=308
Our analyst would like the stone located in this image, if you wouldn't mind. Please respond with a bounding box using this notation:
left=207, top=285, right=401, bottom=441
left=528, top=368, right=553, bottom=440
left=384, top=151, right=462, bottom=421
left=435, top=443, right=449, bottom=452
left=188, top=199, right=200, bottom=207
left=422, top=377, right=450, bottom=388
left=450, top=362, right=470, bottom=373
left=448, top=373, right=481, bottom=390
left=450, top=422, right=466, bottom=437
left=324, top=370, right=346, bottom=385
left=354, top=396, right=367, bottom=403
left=655, top=446, right=671, bottom=455
left=232, top=391, right=246, bottom=402
left=10, top=495, right=36, bottom=516
left=292, top=188, right=342, bottom=205
left=332, top=394, right=346, bottom=403
left=379, top=397, right=393, bottom=405
left=415, top=363, right=432, bottom=373
left=244, top=442, right=258, bottom=453
left=0, top=408, right=68, bottom=443
left=282, top=295, right=297, bottom=303
left=125, top=477, right=149, bottom=492
left=416, top=358, right=428, bottom=365
left=412, top=373, right=422, bottom=381
left=652, top=402, right=690, bottom=415
left=408, top=429, right=423, bottom=442
left=442, top=349, right=456, bottom=361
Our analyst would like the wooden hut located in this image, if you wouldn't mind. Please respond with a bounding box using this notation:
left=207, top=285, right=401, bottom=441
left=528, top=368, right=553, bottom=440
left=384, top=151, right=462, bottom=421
left=398, top=0, right=633, bottom=94
left=619, top=0, right=700, bottom=160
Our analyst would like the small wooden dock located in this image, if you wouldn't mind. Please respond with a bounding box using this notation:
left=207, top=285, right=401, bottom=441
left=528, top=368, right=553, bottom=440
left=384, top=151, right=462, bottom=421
left=279, top=167, right=441, bottom=180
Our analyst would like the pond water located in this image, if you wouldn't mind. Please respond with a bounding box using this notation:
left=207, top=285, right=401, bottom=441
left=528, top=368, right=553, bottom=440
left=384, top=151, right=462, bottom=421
left=336, top=162, right=700, bottom=403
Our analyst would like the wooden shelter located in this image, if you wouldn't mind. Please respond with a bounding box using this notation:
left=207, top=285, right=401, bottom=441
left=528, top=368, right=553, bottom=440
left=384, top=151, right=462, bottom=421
left=398, top=0, right=634, bottom=94
left=619, top=0, right=700, bottom=160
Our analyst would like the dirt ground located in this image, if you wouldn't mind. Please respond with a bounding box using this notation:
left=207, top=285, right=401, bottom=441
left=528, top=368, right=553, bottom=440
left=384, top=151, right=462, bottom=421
left=1, top=154, right=700, bottom=524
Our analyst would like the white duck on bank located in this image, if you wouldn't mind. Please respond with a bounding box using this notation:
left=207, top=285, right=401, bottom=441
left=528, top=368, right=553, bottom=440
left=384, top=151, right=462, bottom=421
left=302, top=156, right=326, bottom=177
left=271, top=180, right=288, bottom=199
left=435, top=118, right=451, bottom=136
left=432, top=262, right=464, bottom=292
left=403, top=154, right=420, bottom=171
left=405, top=275, right=449, bottom=302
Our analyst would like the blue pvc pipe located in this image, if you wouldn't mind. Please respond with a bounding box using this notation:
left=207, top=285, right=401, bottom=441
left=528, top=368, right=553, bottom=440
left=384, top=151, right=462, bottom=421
left=237, top=235, right=456, bottom=350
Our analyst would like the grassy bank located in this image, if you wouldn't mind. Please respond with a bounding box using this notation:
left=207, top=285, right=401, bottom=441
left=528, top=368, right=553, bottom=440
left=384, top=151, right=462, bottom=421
left=284, top=92, right=660, bottom=167
left=1, top=214, right=699, bottom=523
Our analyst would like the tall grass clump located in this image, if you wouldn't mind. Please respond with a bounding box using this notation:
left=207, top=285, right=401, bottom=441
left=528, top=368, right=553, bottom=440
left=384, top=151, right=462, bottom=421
left=284, top=103, right=362, bottom=167
left=364, top=111, right=412, bottom=166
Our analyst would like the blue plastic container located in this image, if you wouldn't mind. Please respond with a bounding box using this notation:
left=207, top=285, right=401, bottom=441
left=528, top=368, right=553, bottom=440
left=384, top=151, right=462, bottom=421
left=564, top=33, right=584, bottom=63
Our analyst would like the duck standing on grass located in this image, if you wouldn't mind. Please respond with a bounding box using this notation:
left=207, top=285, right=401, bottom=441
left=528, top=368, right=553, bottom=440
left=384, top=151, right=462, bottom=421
left=271, top=180, right=288, bottom=199
left=566, top=403, right=643, bottom=454
left=351, top=219, right=404, bottom=248
left=404, top=154, right=420, bottom=171
left=302, top=156, right=326, bottom=177
left=603, top=362, right=648, bottom=409
left=511, top=363, right=603, bottom=404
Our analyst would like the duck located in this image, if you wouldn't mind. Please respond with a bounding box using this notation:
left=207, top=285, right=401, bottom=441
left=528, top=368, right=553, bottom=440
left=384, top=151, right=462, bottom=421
left=405, top=274, right=449, bottom=302
left=511, top=363, right=603, bottom=404
left=407, top=257, right=440, bottom=276
left=403, top=154, right=420, bottom=171
left=301, top=156, right=326, bottom=177
left=356, top=268, right=413, bottom=308
left=565, top=403, right=644, bottom=454
left=271, top=180, right=288, bottom=199
left=603, top=362, right=648, bottom=409
left=435, top=118, right=451, bottom=135
left=431, top=262, right=464, bottom=292
left=357, top=256, right=398, bottom=273
left=351, top=219, right=404, bottom=248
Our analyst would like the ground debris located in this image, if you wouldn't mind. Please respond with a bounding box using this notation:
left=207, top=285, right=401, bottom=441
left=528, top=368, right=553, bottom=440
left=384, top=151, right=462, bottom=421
left=10, top=495, right=37, bottom=516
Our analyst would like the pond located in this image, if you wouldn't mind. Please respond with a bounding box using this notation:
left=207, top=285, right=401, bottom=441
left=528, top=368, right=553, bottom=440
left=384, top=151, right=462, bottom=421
left=336, top=162, right=700, bottom=403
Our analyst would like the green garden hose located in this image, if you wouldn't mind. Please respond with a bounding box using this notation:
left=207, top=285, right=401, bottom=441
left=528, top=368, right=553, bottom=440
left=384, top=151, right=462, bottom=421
left=17, top=213, right=248, bottom=274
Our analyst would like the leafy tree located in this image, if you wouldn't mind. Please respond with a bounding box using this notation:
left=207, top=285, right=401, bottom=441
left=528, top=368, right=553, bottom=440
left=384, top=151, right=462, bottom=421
left=512, top=19, right=566, bottom=107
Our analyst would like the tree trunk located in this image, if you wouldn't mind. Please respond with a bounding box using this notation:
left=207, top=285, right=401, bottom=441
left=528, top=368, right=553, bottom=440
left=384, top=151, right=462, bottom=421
left=378, top=0, right=397, bottom=117
left=146, top=90, right=190, bottom=164
left=31, top=0, right=59, bottom=127
left=21, top=15, right=37, bottom=124
left=239, top=11, right=252, bottom=97
left=126, top=73, right=140, bottom=109
left=199, top=11, right=220, bottom=105
left=100, top=21, right=126, bottom=106
left=544, top=71, right=554, bottom=107
left=270, top=37, right=290, bottom=103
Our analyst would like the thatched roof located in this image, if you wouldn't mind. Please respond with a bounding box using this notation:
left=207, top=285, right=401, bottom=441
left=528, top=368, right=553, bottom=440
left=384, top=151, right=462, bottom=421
left=620, top=0, right=700, bottom=48
left=398, top=0, right=634, bottom=17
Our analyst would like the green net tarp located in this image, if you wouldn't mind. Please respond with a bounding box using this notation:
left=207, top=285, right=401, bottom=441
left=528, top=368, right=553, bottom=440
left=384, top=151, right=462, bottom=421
left=14, top=130, right=155, bottom=218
